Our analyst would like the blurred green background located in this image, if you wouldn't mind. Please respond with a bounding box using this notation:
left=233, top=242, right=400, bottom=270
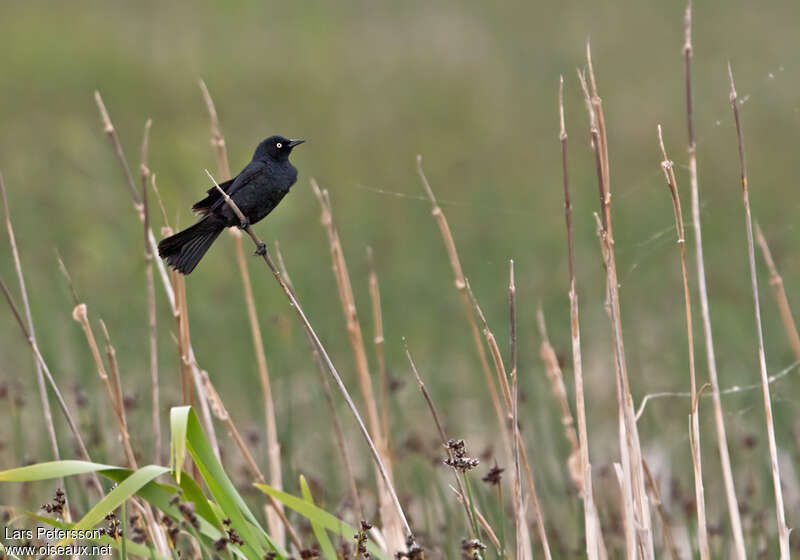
left=1, top=0, right=798, bottom=549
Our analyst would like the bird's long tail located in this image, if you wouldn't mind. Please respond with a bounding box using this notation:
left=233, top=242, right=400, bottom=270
left=157, top=217, right=224, bottom=275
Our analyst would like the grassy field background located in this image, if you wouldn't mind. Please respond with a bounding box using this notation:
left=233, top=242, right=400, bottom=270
left=1, top=0, right=799, bottom=556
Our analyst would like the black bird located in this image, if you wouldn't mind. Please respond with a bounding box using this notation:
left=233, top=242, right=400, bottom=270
left=158, top=135, right=304, bottom=274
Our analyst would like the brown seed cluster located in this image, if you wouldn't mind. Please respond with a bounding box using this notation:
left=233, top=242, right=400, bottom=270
left=395, top=535, right=424, bottom=559
left=214, top=518, right=245, bottom=551
left=99, top=512, right=122, bottom=540
left=444, top=439, right=479, bottom=473
left=41, top=488, right=66, bottom=516
left=461, top=538, right=486, bottom=559
left=354, top=520, right=372, bottom=558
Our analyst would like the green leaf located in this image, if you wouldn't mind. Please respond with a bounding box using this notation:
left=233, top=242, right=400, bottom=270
left=255, top=483, right=387, bottom=560
left=170, top=406, right=191, bottom=484
left=183, top=407, right=285, bottom=559
left=0, top=460, right=116, bottom=482
left=300, top=475, right=337, bottom=560
left=59, top=465, right=170, bottom=546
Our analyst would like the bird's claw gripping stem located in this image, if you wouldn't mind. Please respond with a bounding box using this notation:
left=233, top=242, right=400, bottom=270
left=254, top=242, right=267, bottom=257
left=238, top=217, right=251, bottom=230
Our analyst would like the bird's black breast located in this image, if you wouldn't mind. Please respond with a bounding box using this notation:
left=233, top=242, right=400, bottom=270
left=221, top=159, right=298, bottom=225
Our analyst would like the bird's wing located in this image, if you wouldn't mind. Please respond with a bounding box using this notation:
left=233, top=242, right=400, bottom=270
left=191, top=175, right=237, bottom=215
left=192, top=162, right=267, bottom=215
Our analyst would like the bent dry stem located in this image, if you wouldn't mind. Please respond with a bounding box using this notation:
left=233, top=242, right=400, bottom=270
left=204, top=170, right=414, bottom=542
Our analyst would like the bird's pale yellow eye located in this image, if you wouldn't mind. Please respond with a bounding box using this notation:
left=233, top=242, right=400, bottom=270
left=276, top=142, right=283, bottom=148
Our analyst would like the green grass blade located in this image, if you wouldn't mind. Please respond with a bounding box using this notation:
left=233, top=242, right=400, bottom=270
left=255, top=483, right=387, bottom=560
left=0, top=460, right=116, bottom=482
left=58, top=465, right=170, bottom=546
left=183, top=407, right=285, bottom=559
left=170, top=406, right=191, bottom=484
left=299, top=475, right=337, bottom=560
left=103, top=468, right=229, bottom=551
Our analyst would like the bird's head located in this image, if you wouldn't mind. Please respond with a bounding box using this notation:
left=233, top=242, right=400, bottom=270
left=254, top=135, right=305, bottom=161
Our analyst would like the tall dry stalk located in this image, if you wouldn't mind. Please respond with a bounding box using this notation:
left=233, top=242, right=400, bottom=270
left=0, top=175, right=63, bottom=488
left=0, top=278, right=104, bottom=499
left=755, top=224, right=800, bottom=364
left=416, top=157, right=507, bottom=444
left=58, top=257, right=170, bottom=554
left=728, top=64, right=789, bottom=558
left=311, top=180, right=405, bottom=550
left=206, top=171, right=415, bottom=545
left=93, top=91, right=221, bottom=454
left=683, top=6, right=746, bottom=555
left=507, top=262, right=527, bottom=560
left=657, top=125, right=709, bottom=559
left=199, top=80, right=284, bottom=546
left=580, top=45, right=653, bottom=559
left=558, top=76, right=605, bottom=560
left=139, top=118, right=162, bottom=466
left=274, top=241, right=364, bottom=520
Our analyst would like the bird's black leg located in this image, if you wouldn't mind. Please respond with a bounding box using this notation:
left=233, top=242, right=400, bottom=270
left=254, top=241, right=267, bottom=257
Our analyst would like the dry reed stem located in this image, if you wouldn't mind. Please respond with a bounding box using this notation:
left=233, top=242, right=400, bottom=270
left=582, top=44, right=653, bottom=559
left=0, top=174, right=64, bottom=493
left=274, top=241, right=364, bottom=520
left=508, top=261, right=525, bottom=560
left=62, top=260, right=169, bottom=554
left=558, top=77, right=605, bottom=560
left=682, top=7, right=746, bottom=555
left=0, top=278, right=104, bottom=498
left=199, top=81, right=285, bottom=545
left=404, top=341, right=477, bottom=537
left=416, top=156, right=507, bottom=445
left=465, top=280, right=549, bottom=560
left=193, top=363, right=304, bottom=552
left=93, top=92, right=225, bottom=457
left=98, top=320, right=134, bottom=465
left=139, top=118, right=162, bottom=467
left=465, top=282, right=513, bottom=414
left=367, top=246, right=391, bottom=448
left=641, top=460, right=679, bottom=559
left=206, top=170, right=415, bottom=543
left=657, top=125, right=709, bottom=559
left=728, top=65, right=789, bottom=558
left=94, top=91, right=141, bottom=210
left=755, top=223, right=800, bottom=363
left=310, top=180, right=405, bottom=550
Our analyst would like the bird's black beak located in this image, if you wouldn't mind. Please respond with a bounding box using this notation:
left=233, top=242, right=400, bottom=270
left=287, top=139, right=305, bottom=148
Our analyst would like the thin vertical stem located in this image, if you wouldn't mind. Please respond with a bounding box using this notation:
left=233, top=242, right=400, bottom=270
left=559, top=76, right=605, bottom=560
left=657, top=125, right=709, bottom=559
left=683, top=6, right=746, bottom=556
left=728, top=64, right=789, bottom=559
left=0, top=175, right=63, bottom=488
